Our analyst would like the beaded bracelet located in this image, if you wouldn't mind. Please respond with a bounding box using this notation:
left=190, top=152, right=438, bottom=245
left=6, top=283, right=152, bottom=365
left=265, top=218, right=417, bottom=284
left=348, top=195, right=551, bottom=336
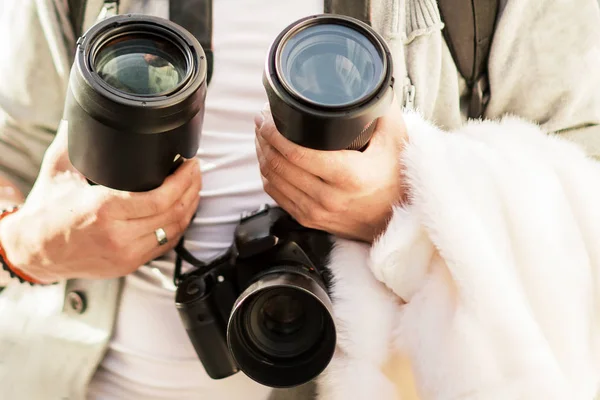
left=0, top=207, right=43, bottom=285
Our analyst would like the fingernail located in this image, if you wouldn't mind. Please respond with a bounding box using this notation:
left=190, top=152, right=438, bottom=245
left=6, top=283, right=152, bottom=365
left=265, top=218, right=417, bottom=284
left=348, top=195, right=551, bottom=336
left=188, top=159, right=199, bottom=173
left=254, top=114, right=264, bottom=130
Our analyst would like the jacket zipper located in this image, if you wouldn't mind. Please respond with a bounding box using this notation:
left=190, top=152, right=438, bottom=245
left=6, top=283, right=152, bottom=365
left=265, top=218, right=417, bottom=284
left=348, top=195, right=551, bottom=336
left=403, top=77, right=416, bottom=110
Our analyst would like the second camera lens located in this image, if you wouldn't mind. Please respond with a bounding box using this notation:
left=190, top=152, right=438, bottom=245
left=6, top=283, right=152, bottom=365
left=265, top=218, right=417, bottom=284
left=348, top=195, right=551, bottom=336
left=278, top=23, right=384, bottom=108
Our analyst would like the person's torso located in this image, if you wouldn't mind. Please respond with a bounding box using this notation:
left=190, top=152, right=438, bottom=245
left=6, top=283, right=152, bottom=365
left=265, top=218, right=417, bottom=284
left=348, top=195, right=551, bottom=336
left=3, top=1, right=600, bottom=399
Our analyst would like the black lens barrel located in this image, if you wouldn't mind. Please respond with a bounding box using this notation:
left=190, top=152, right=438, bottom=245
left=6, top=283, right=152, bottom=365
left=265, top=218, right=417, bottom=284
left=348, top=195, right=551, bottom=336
left=227, top=269, right=336, bottom=388
left=263, top=14, right=395, bottom=151
left=65, top=14, right=207, bottom=192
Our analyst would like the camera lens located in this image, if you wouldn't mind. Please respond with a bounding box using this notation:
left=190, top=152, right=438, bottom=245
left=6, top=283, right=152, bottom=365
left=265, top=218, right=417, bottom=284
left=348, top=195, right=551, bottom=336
left=246, top=288, right=324, bottom=359
left=264, top=14, right=394, bottom=151
left=278, top=24, right=384, bottom=108
left=65, top=14, right=207, bottom=192
left=228, top=270, right=336, bottom=388
left=262, top=292, right=304, bottom=334
left=94, top=33, right=187, bottom=96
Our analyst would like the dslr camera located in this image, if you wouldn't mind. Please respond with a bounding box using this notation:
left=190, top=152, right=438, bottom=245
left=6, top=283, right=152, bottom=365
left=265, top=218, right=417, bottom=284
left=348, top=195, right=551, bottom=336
left=175, top=205, right=337, bottom=388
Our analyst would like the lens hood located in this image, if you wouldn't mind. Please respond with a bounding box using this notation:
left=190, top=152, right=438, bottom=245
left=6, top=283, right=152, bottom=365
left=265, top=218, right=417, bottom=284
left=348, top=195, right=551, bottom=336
left=65, top=14, right=207, bottom=191
left=263, top=14, right=394, bottom=151
left=227, top=268, right=336, bottom=388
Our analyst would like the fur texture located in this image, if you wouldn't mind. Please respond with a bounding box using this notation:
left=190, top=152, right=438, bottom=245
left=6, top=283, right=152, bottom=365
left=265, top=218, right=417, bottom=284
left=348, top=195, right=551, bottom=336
left=317, top=111, right=600, bottom=399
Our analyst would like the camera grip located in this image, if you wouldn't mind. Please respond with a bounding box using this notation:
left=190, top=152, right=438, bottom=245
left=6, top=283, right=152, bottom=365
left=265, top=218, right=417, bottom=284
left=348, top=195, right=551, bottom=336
left=176, top=278, right=239, bottom=379
left=185, top=322, right=239, bottom=379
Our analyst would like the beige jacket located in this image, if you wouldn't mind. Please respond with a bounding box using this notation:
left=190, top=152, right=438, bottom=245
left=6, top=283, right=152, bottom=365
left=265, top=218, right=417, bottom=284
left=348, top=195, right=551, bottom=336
left=0, top=0, right=599, bottom=399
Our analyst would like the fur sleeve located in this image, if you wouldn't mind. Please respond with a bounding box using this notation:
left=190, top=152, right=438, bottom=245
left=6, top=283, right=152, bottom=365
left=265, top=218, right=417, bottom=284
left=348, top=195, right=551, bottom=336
left=319, top=111, right=600, bottom=400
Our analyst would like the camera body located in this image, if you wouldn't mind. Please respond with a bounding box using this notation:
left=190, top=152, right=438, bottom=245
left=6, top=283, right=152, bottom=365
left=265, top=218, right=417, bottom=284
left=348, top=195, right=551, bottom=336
left=175, top=205, right=336, bottom=388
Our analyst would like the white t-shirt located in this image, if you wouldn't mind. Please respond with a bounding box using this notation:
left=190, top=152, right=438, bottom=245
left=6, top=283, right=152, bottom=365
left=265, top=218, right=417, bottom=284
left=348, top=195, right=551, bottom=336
left=87, top=1, right=323, bottom=399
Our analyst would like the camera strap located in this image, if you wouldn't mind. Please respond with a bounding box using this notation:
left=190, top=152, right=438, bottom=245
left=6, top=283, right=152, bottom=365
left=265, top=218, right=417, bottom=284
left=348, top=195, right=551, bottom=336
left=174, top=235, right=208, bottom=286
left=325, top=0, right=500, bottom=119
left=323, top=0, right=371, bottom=25
left=68, top=0, right=89, bottom=39
left=437, top=0, right=499, bottom=118
left=169, top=0, right=214, bottom=85
left=324, top=0, right=371, bottom=25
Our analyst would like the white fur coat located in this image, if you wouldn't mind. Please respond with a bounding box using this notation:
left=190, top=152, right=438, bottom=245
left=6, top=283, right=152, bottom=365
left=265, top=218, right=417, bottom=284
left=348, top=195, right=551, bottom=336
left=318, top=111, right=600, bottom=400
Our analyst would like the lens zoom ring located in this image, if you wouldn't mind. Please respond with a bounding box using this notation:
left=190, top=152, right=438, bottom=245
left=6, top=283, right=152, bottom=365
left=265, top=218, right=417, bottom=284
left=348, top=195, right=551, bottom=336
left=347, top=119, right=376, bottom=151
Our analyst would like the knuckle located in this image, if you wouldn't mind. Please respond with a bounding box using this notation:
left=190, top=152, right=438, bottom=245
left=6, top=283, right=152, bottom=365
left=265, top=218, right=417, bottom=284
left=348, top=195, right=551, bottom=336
left=270, top=159, right=284, bottom=175
left=286, top=147, right=305, bottom=165
left=258, top=157, right=271, bottom=179
left=150, top=196, right=169, bottom=215
left=176, top=218, right=188, bottom=235
left=341, top=172, right=362, bottom=190
left=264, top=149, right=284, bottom=175
left=262, top=178, right=273, bottom=193
left=295, top=214, right=308, bottom=227
left=296, top=213, right=316, bottom=229
left=120, top=248, right=141, bottom=269
left=306, top=206, right=324, bottom=223
left=159, top=194, right=173, bottom=212
left=321, top=194, right=346, bottom=214
left=173, top=200, right=187, bottom=220
left=296, top=206, right=324, bottom=229
left=94, top=197, right=114, bottom=220
left=260, top=174, right=279, bottom=198
left=105, top=228, right=125, bottom=253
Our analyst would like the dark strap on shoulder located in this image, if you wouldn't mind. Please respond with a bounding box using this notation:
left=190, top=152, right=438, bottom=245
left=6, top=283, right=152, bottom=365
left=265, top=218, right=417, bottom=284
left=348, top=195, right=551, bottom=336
left=438, top=0, right=499, bottom=118
left=170, top=0, right=214, bottom=85
left=67, top=0, right=89, bottom=38
left=324, top=0, right=371, bottom=25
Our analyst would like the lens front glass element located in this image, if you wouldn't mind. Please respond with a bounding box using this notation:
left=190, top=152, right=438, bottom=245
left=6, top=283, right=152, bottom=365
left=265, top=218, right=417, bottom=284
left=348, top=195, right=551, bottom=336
left=278, top=23, right=384, bottom=107
left=245, top=288, right=325, bottom=359
left=94, top=33, right=187, bottom=96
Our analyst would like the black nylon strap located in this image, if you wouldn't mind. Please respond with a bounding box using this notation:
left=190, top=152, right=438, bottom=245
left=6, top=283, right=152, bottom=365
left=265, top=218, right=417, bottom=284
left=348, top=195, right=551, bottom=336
left=438, top=0, right=499, bottom=118
left=169, top=0, right=214, bottom=85
left=67, top=0, right=89, bottom=38
left=324, top=0, right=371, bottom=25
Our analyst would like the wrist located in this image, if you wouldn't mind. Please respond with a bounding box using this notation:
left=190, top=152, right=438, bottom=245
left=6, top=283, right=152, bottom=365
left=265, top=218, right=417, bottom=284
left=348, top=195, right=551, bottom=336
left=0, top=208, right=48, bottom=284
left=0, top=178, right=26, bottom=208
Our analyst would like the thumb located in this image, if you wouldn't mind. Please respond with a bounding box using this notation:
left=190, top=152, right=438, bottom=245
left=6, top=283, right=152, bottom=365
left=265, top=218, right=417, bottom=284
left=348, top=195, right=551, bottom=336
left=364, top=93, right=407, bottom=155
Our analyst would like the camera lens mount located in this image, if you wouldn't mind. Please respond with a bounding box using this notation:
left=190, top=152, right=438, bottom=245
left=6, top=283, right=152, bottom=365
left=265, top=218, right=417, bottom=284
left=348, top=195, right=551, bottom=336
left=227, top=268, right=336, bottom=388
left=65, top=14, right=208, bottom=191
left=263, top=14, right=395, bottom=151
